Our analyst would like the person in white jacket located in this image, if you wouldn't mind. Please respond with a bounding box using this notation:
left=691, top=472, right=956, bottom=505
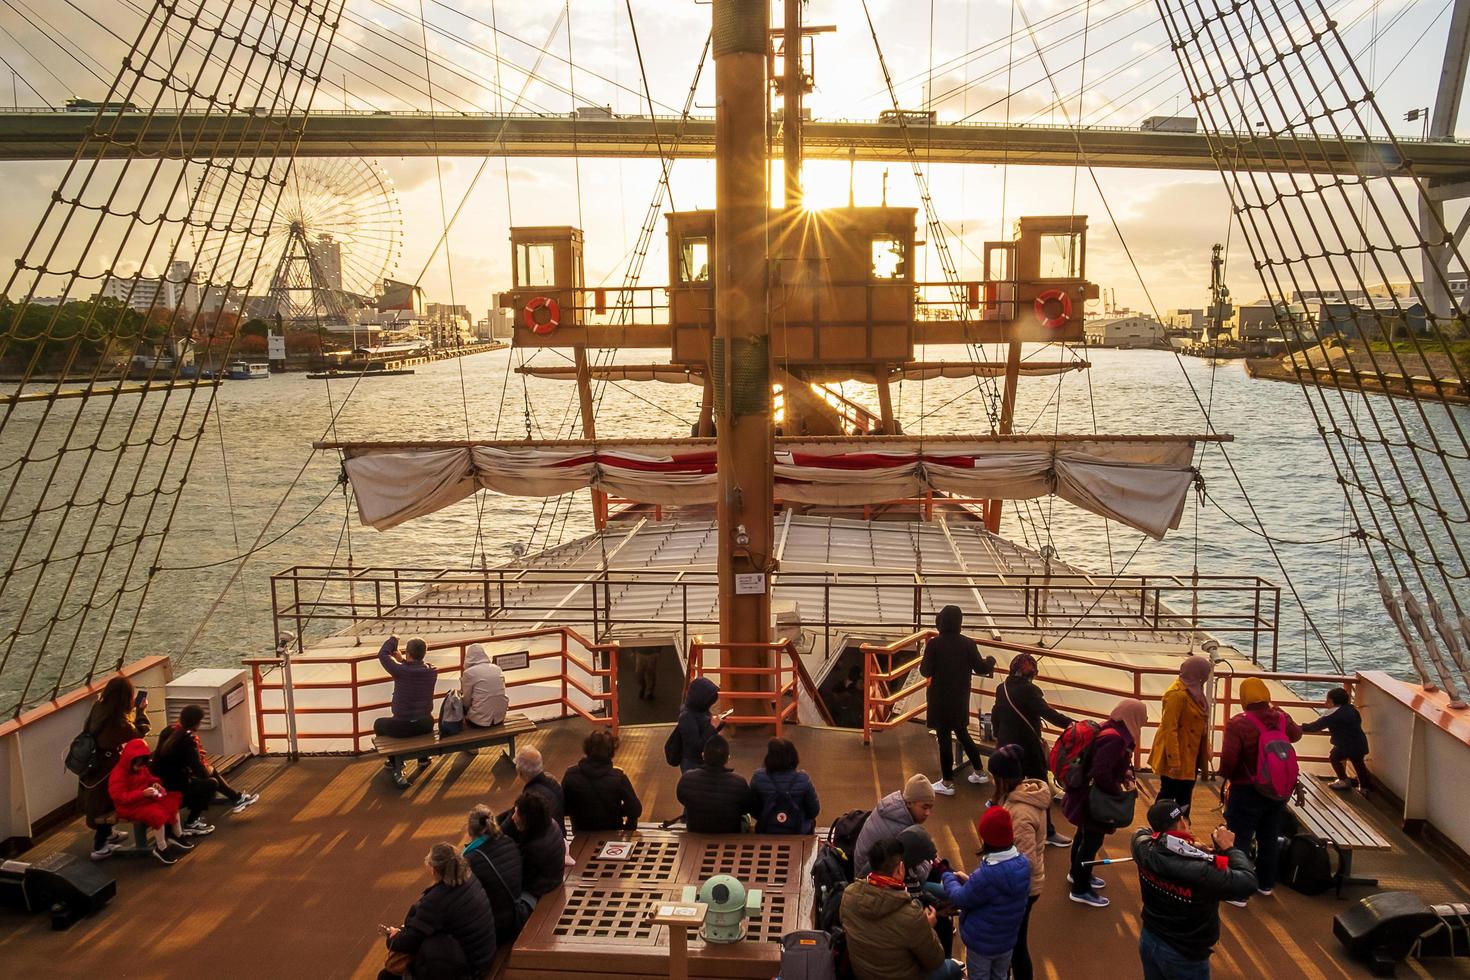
left=461, top=644, right=509, bottom=727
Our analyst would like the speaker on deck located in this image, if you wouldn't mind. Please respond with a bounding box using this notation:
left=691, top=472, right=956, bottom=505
left=1333, top=891, right=1440, bottom=977
left=3, top=853, right=116, bottom=929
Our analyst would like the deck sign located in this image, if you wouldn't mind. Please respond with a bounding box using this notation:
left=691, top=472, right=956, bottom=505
left=222, top=683, right=246, bottom=713
left=735, top=573, right=766, bottom=595
left=495, top=649, right=530, bottom=671
left=597, top=841, right=634, bottom=860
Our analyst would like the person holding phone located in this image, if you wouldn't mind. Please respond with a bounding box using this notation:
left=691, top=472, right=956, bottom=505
left=78, top=676, right=151, bottom=860
left=670, top=677, right=728, bottom=773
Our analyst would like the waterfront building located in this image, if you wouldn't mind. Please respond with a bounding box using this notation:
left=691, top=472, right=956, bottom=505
left=1084, top=312, right=1168, bottom=348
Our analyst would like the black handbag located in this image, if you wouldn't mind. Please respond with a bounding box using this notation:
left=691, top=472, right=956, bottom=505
left=1087, top=784, right=1138, bottom=828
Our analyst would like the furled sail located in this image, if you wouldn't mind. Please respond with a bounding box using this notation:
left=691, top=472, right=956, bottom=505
left=333, top=435, right=1213, bottom=539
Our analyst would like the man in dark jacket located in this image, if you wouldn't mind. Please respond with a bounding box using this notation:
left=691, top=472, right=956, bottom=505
left=920, top=605, right=996, bottom=796
left=1132, top=799, right=1257, bottom=978
left=497, top=746, right=565, bottom=830
left=991, top=652, right=1074, bottom=846
left=375, top=635, right=437, bottom=787
left=841, top=837, right=963, bottom=980
left=673, top=676, right=728, bottom=772
left=1216, top=677, right=1301, bottom=901
left=153, top=704, right=257, bottom=833
left=676, top=735, right=754, bottom=833
left=563, top=730, right=643, bottom=832
left=1303, top=687, right=1372, bottom=793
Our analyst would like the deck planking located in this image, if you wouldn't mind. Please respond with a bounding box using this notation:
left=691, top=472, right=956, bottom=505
left=2, top=719, right=1468, bottom=979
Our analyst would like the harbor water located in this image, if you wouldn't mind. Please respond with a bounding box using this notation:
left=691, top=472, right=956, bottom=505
left=2, top=344, right=1462, bottom=710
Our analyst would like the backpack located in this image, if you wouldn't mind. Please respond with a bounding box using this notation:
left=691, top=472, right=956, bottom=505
left=758, top=775, right=804, bottom=834
left=439, top=689, right=465, bottom=737
left=1049, top=720, right=1105, bottom=790
left=827, top=808, right=871, bottom=880
left=779, top=930, right=838, bottom=980
left=662, top=726, right=683, bottom=768
left=64, top=728, right=100, bottom=777
left=1279, top=834, right=1335, bottom=895
left=810, top=844, right=852, bottom=933
left=1244, top=711, right=1299, bottom=801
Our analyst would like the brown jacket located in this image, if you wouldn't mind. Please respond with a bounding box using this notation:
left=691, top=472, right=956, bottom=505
left=78, top=701, right=150, bottom=827
left=1002, top=779, right=1052, bottom=897
left=839, top=877, right=945, bottom=980
left=1149, top=681, right=1211, bottom=781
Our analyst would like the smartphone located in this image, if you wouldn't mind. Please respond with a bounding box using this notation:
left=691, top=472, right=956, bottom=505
left=134, top=689, right=148, bottom=708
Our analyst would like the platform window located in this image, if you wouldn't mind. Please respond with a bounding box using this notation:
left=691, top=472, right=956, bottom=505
left=871, top=235, right=906, bottom=280
left=1039, top=232, right=1081, bottom=279
left=679, top=237, right=710, bottom=283
left=517, top=242, right=557, bottom=288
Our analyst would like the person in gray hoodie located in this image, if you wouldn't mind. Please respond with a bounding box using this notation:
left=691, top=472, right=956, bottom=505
left=460, top=643, right=509, bottom=728
left=854, top=774, right=938, bottom=877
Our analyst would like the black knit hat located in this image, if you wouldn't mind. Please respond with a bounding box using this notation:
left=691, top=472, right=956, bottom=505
left=1148, top=799, right=1186, bottom=832
left=987, top=744, right=1025, bottom=781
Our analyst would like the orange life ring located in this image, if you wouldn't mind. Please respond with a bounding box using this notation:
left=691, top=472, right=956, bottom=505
left=523, top=296, right=560, bottom=335
left=1034, top=289, right=1073, bottom=329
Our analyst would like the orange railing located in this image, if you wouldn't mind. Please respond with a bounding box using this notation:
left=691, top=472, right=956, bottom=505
left=685, top=637, right=817, bottom=736
left=244, top=626, right=618, bottom=755
left=859, top=631, right=1355, bottom=766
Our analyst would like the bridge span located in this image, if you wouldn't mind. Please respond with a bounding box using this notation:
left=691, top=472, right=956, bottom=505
left=3, top=109, right=1467, bottom=179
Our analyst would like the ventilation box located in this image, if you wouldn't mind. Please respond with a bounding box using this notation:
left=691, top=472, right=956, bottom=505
left=164, top=668, right=252, bottom=758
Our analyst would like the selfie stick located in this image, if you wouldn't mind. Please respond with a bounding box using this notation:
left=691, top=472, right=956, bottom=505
left=1081, top=857, right=1135, bottom=867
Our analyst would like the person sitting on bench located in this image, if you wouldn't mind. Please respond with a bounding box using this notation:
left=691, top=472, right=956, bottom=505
left=109, top=738, right=191, bottom=865
left=504, top=791, right=566, bottom=901
left=153, top=704, right=259, bottom=835
left=375, top=635, right=437, bottom=788
left=461, top=643, right=508, bottom=728
left=676, top=735, right=755, bottom=833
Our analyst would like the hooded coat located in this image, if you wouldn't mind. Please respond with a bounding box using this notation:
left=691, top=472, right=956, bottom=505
left=674, top=677, right=721, bottom=772
left=854, top=790, right=918, bottom=878
left=839, top=877, right=946, bottom=980
left=562, top=757, right=642, bottom=832
left=1218, top=704, right=1302, bottom=785
left=919, top=605, right=996, bottom=729
left=942, top=848, right=1033, bottom=957
left=107, top=739, right=182, bottom=829
left=1149, top=679, right=1211, bottom=781
left=460, top=645, right=508, bottom=727
left=1001, top=779, right=1052, bottom=896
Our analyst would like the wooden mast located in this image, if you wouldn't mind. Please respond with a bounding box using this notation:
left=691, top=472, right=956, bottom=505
left=714, top=0, right=775, bottom=668
left=986, top=340, right=1023, bottom=532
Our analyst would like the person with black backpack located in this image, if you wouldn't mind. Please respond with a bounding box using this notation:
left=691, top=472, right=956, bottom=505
left=665, top=677, right=731, bottom=773
left=751, top=737, right=821, bottom=834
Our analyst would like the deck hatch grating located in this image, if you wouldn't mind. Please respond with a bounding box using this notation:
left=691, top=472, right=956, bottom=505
left=553, top=887, right=659, bottom=940
left=577, top=838, right=682, bottom=880
left=696, top=839, right=799, bottom=888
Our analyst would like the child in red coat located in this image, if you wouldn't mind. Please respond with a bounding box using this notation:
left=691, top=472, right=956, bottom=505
left=109, top=738, right=189, bottom=864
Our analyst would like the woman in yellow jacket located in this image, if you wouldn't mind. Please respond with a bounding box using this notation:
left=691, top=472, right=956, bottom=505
left=1148, top=655, right=1212, bottom=813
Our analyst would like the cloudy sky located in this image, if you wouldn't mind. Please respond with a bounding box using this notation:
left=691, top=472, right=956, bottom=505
left=0, top=0, right=1458, bottom=317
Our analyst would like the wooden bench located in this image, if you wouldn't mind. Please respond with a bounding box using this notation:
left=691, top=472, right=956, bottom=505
left=1289, top=775, right=1391, bottom=897
left=372, top=714, right=536, bottom=773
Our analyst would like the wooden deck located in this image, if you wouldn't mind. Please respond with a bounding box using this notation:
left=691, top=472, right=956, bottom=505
left=2, top=718, right=1468, bottom=979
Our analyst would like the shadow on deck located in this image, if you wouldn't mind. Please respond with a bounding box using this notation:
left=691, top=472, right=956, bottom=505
left=2, top=719, right=1467, bottom=979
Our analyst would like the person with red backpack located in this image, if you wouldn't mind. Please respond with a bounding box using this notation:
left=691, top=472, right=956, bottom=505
left=1060, top=698, right=1146, bottom=909
left=1216, top=676, right=1302, bottom=905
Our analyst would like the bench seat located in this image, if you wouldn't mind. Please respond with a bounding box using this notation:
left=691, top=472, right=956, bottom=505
left=372, top=713, right=536, bottom=763
left=1289, top=775, right=1391, bottom=896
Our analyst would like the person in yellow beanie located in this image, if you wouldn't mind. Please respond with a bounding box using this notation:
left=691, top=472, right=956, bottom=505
left=1216, top=675, right=1302, bottom=905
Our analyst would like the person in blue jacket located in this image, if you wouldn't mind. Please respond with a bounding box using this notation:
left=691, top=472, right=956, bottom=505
left=672, top=676, right=729, bottom=773
left=750, top=737, right=821, bottom=834
left=941, top=805, right=1032, bottom=980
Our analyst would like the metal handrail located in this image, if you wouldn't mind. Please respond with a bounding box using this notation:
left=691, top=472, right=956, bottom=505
left=858, top=630, right=1355, bottom=765
left=243, top=626, right=618, bottom=754
left=686, top=637, right=806, bottom=736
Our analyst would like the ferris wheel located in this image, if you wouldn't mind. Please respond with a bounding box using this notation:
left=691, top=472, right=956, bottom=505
left=189, top=157, right=403, bottom=316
